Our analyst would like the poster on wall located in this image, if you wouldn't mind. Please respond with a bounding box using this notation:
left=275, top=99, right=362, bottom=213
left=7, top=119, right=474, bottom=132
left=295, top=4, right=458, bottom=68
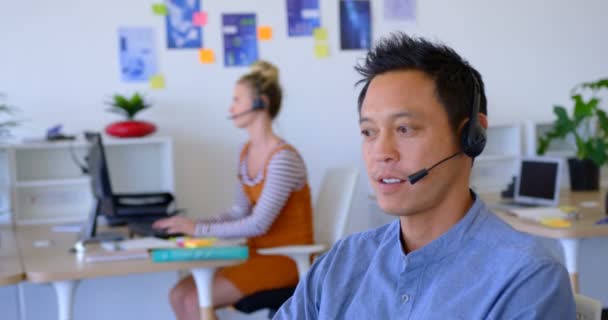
left=166, top=0, right=203, bottom=49
left=118, top=27, right=158, bottom=82
left=286, top=0, right=321, bottom=36
left=222, top=13, right=259, bottom=67
left=339, top=0, right=371, bottom=50
left=384, top=0, right=416, bottom=21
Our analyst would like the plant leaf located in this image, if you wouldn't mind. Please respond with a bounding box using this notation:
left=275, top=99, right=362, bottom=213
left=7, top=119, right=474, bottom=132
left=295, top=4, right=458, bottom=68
left=573, top=95, right=595, bottom=124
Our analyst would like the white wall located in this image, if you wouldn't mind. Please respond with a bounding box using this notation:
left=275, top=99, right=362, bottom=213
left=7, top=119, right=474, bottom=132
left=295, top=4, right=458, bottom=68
left=1, top=0, right=608, bottom=318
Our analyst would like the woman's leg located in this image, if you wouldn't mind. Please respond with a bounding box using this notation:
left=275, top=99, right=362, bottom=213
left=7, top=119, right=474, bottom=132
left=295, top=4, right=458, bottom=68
left=169, top=273, right=244, bottom=320
left=169, top=275, right=197, bottom=320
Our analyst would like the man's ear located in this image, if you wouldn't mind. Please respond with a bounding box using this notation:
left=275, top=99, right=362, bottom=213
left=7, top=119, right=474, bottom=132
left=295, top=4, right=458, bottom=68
left=478, top=113, right=488, bottom=129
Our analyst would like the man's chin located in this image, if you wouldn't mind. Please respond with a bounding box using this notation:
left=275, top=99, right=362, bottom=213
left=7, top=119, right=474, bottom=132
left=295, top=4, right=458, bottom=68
left=376, top=198, right=407, bottom=216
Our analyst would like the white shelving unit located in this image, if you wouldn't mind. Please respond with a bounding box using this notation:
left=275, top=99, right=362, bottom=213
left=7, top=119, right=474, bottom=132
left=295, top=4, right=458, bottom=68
left=471, top=123, right=523, bottom=192
left=0, top=135, right=175, bottom=225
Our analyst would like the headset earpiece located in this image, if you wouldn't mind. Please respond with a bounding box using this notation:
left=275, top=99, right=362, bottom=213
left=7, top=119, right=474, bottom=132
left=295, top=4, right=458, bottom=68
left=252, top=80, right=266, bottom=110
left=460, top=70, right=486, bottom=158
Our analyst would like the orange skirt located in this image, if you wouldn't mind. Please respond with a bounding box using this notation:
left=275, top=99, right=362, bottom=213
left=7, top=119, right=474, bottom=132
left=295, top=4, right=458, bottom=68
left=218, top=252, right=299, bottom=296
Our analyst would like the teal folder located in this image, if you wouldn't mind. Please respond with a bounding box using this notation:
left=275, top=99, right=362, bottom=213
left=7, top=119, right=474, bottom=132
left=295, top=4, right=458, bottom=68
left=150, top=246, right=249, bottom=263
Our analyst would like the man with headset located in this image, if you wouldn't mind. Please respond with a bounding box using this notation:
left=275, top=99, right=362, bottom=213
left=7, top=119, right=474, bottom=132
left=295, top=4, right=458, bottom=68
left=275, top=33, right=575, bottom=319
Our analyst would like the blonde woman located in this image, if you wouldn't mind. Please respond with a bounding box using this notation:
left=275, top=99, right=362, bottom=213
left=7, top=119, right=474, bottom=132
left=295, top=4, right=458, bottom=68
left=153, top=61, right=313, bottom=320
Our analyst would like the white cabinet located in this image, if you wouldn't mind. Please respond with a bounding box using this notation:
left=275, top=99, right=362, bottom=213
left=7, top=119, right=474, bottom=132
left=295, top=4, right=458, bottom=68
left=1, top=136, right=174, bottom=225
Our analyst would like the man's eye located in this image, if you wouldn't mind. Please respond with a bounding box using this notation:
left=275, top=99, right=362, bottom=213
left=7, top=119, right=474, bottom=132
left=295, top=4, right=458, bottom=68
left=397, top=126, right=409, bottom=134
left=361, top=129, right=371, bottom=137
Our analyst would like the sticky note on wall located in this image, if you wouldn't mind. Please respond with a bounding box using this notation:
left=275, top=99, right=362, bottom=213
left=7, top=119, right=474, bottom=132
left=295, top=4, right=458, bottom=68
left=314, top=44, right=330, bottom=58
left=199, top=49, right=215, bottom=64
left=258, top=26, right=273, bottom=41
left=149, top=74, right=165, bottom=89
left=193, top=12, right=208, bottom=26
left=152, top=3, right=168, bottom=16
left=313, top=28, right=328, bottom=41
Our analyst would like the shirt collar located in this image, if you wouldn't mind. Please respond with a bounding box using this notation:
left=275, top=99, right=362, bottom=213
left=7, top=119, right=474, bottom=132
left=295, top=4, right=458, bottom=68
left=391, top=191, right=488, bottom=269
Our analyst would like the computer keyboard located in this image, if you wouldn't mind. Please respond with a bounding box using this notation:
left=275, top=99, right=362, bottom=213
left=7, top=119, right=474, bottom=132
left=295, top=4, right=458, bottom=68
left=128, top=222, right=184, bottom=239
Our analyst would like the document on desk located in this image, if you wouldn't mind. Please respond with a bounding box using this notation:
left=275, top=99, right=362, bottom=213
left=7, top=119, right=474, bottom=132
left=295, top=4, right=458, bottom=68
left=507, top=207, right=568, bottom=222
left=84, top=249, right=149, bottom=264
left=117, top=237, right=178, bottom=251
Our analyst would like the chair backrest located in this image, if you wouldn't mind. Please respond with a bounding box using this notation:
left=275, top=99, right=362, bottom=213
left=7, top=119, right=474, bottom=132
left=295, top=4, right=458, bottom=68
left=314, top=167, right=359, bottom=246
left=575, top=293, right=602, bottom=320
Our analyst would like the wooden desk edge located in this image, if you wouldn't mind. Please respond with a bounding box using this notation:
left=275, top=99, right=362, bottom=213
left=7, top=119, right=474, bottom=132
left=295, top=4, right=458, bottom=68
left=24, top=258, right=247, bottom=283
left=496, top=211, right=608, bottom=239
left=0, top=273, right=24, bottom=286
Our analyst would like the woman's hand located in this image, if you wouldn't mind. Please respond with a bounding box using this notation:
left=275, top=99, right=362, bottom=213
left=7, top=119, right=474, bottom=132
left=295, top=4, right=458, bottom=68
left=152, top=216, right=196, bottom=236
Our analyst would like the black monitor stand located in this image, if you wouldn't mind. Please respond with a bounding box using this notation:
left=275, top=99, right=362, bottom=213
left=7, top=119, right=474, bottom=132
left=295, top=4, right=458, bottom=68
left=73, top=199, right=125, bottom=253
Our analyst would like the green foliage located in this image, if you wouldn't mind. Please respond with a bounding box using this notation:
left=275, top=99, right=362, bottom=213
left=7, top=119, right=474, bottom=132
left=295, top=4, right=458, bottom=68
left=538, top=78, right=608, bottom=166
left=0, top=93, right=20, bottom=137
left=106, top=92, right=151, bottom=119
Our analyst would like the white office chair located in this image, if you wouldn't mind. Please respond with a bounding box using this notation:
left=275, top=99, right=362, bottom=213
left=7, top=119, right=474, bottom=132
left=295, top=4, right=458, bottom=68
left=257, top=166, right=360, bottom=275
left=232, top=166, right=360, bottom=317
left=575, top=293, right=602, bottom=320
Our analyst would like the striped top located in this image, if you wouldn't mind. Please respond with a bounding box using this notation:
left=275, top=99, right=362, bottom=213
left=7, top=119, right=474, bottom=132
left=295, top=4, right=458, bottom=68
left=195, top=143, right=308, bottom=238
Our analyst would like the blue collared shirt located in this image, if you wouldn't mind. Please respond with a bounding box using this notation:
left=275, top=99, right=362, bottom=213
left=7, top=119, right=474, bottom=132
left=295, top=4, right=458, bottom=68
left=275, top=196, right=575, bottom=319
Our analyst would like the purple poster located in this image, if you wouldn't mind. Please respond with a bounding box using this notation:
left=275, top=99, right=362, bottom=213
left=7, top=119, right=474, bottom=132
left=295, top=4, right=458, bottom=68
left=384, top=0, right=416, bottom=21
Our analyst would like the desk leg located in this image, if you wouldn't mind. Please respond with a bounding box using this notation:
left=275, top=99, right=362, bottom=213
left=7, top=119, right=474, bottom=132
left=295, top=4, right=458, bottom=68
left=560, top=238, right=580, bottom=293
left=17, top=283, right=26, bottom=320
left=191, top=268, right=217, bottom=320
left=52, top=280, right=79, bottom=320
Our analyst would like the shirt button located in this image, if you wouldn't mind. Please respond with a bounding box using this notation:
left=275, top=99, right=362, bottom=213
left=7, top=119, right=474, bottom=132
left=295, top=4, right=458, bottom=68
left=401, top=294, right=410, bottom=303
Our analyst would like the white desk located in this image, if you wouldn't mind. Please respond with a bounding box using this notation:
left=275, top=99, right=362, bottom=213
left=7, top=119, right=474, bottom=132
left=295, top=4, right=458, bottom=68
left=481, top=190, right=608, bottom=294
left=16, top=225, right=245, bottom=320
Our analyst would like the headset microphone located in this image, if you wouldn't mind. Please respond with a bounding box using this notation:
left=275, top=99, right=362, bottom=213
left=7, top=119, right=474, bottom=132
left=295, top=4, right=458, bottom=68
left=399, top=69, right=486, bottom=185
left=227, top=79, right=266, bottom=120
left=407, top=151, right=463, bottom=185
left=227, top=109, right=257, bottom=120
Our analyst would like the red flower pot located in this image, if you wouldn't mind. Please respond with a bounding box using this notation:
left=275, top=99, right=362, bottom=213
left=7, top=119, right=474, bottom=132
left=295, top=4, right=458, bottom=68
left=105, top=120, right=156, bottom=138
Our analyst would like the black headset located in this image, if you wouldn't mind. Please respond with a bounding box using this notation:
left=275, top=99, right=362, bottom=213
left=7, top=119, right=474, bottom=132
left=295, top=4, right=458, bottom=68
left=251, top=79, right=266, bottom=110
left=460, top=69, right=486, bottom=158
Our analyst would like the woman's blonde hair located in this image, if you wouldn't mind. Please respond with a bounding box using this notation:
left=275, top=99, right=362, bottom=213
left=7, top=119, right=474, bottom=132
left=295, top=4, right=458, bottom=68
left=238, top=60, right=283, bottom=119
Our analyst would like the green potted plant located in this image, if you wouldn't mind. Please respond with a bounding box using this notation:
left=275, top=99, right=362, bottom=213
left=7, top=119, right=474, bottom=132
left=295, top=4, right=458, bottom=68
left=538, top=78, right=608, bottom=191
left=105, top=92, right=156, bottom=138
left=0, top=93, right=21, bottom=140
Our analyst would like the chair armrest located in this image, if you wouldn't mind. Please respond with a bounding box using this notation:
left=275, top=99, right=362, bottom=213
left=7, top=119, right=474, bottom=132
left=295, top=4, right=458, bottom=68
left=257, top=244, right=326, bottom=277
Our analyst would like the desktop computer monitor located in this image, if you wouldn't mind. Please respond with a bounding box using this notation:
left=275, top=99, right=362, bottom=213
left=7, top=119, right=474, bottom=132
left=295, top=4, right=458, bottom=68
left=86, top=133, right=115, bottom=215
left=81, top=132, right=121, bottom=240
left=76, top=132, right=178, bottom=249
left=514, top=157, right=563, bottom=207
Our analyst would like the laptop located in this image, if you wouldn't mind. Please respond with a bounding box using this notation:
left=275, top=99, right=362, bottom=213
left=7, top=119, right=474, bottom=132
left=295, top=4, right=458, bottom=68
left=495, top=156, right=564, bottom=209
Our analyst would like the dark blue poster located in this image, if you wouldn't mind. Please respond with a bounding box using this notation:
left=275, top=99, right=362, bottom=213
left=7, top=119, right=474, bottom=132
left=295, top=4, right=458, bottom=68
left=286, top=0, right=321, bottom=36
left=340, top=0, right=372, bottom=50
left=222, top=14, right=259, bottom=67
left=166, top=0, right=203, bottom=49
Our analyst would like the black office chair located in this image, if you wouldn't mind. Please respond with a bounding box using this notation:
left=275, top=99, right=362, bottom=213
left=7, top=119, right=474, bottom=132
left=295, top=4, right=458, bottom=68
left=234, top=287, right=296, bottom=318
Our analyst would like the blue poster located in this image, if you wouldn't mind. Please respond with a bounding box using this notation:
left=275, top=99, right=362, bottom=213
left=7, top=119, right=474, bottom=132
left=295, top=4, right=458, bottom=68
left=286, top=0, right=321, bottom=36
left=222, top=14, right=259, bottom=67
left=340, top=0, right=372, bottom=50
left=166, top=0, right=203, bottom=49
left=118, top=27, right=157, bottom=82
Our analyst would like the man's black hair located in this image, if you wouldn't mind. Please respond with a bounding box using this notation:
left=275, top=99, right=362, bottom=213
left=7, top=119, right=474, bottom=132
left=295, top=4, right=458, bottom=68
left=355, top=32, right=487, bottom=134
